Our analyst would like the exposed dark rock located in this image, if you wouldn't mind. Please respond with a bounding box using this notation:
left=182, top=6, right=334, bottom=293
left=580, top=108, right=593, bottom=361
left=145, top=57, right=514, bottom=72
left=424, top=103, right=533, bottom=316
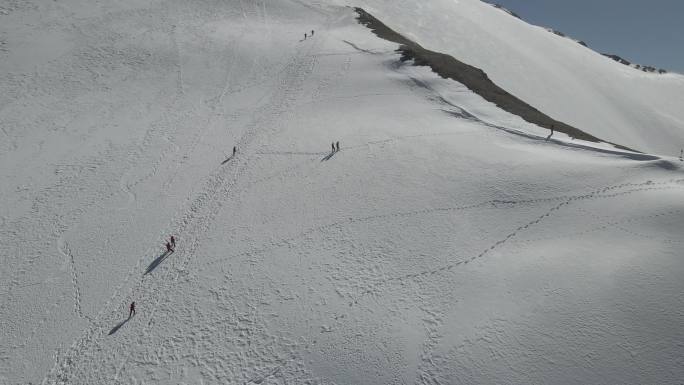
left=602, top=53, right=667, bottom=73
left=479, top=1, right=522, bottom=19
left=549, top=28, right=566, bottom=38
left=491, top=3, right=521, bottom=19
left=603, top=53, right=631, bottom=66
left=354, top=7, right=638, bottom=152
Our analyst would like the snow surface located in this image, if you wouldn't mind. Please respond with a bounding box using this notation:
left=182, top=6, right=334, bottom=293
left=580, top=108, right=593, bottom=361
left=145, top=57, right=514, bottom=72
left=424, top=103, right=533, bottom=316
left=1, top=0, right=683, bottom=384
left=339, top=0, right=684, bottom=156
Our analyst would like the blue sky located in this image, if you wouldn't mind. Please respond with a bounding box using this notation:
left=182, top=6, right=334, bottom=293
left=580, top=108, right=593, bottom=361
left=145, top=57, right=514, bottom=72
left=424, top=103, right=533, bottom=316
left=491, top=0, right=684, bottom=73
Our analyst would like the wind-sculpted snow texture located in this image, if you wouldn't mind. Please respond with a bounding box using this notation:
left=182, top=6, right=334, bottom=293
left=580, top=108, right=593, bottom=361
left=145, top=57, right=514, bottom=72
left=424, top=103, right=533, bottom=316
left=1, top=1, right=683, bottom=384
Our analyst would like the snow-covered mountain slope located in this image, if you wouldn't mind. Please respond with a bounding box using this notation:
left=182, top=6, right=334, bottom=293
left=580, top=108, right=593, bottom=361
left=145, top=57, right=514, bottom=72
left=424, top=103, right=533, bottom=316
left=1, top=1, right=683, bottom=384
left=339, top=0, right=684, bottom=155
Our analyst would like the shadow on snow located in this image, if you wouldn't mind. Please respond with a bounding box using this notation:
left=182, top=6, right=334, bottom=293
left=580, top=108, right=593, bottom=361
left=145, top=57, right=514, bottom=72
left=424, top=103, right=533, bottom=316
left=221, top=155, right=234, bottom=165
left=108, top=316, right=132, bottom=335
left=321, top=150, right=337, bottom=161
left=144, top=250, right=173, bottom=276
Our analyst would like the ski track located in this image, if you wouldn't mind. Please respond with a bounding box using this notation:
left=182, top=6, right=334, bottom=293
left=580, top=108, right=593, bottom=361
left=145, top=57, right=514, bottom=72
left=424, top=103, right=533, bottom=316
left=44, top=5, right=335, bottom=383
left=57, top=238, right=95, bottom=325
left=381, top=58, right=663, bottom=161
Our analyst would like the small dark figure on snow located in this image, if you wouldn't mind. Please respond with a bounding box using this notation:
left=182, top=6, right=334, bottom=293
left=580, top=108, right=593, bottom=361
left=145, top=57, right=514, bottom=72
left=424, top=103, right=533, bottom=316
left=332, top=142, right=335, bottom=152
left=170, top=235, right=176, bottom=247
left=680, top=148, right=683, bottom=161
left=304, top=33, right=307, bottom=40
left=166, top=242, right=173, bottom=253
left=233, top=146, right=237, bottom=156
left=129, top=302, right=136, bottom=318
left=550, top=125, right=555, bottom=135
left=336, top=141, right=340, bottom=152
left=311, top=30, right=315, bottom=36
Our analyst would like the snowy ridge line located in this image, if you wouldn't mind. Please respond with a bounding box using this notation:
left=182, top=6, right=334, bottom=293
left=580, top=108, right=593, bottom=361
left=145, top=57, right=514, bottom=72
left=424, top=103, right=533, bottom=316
left=354, top=7, right=641, bottom=152
left=343, top=35, right=660, bottom=160
left=467, top=113, right=661, bottom=161
left=203, top=178, right=684, bottom=269
left=354, top=7, right=668, bottom=153
left=480, top=1, right=670, bottom=74
left=397, top=68, right=660, bottom=161
left=348, top=179, right=684, bottom=305
left=44, top=11, right=332, bottom=383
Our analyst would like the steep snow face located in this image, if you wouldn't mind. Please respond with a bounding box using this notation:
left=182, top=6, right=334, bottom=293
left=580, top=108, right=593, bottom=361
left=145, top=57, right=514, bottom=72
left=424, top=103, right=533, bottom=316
left=1, top=1, right=684, bottom=385
left=329, top=0, right=684, bottom=155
